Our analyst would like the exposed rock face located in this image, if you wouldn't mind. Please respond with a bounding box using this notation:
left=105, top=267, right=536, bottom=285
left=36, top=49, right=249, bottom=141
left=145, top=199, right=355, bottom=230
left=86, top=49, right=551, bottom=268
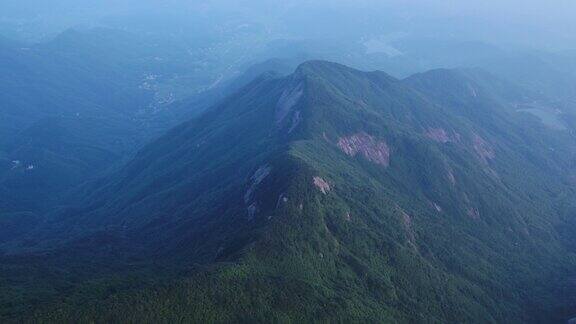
left=467, top=83, right=478, bottom=98
left=244, top=165, right=272, bottom=220
left=276, top=82, right=304, bottom=125
left=447, top=168, right=456, bottom=186
left=425, top=128, right=461, bottom=144
left=247, top=203, right=258, bottom=221
left=287, top=110, right=301, bottom=134
left=472, top=134, right=495, bottom=162
left=401, top=210, right=417, bottom=246
left=313, top=176, right=331, bottom=194
left=244, top=165, right=272, bottom=204
left=337, top=132, right=390, bottom=167
left=425, top=128, right=451, bottom=143
left=467, top=207, right=481, bottom=220
left=276, top=193, right=288, bottom=208
left=252, top=165, right=272, bottom=184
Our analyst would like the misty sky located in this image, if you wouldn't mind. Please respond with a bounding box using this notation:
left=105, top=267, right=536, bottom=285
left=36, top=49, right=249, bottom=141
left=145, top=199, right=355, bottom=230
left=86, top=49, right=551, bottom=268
left=0, top=0, right=575, bottom=49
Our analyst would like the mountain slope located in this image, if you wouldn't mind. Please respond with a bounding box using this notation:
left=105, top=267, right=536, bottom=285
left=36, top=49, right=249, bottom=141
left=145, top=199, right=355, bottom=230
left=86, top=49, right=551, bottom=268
left=5, top=61, right=576, bottom=322
left=0, top=26, right=267, bottom=226
left=0, top=29, right=303, bottom=250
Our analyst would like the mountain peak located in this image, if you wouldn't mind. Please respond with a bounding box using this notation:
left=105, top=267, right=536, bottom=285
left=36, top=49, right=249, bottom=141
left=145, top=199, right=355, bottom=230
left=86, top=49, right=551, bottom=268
left=295, top=60, right=356, bottom=75
left=294, top=60, right=396, bottom=83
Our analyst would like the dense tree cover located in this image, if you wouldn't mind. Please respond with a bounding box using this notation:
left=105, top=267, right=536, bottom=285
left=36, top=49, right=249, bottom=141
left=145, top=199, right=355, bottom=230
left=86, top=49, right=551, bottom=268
left=3, top=61, right=576, bottom=322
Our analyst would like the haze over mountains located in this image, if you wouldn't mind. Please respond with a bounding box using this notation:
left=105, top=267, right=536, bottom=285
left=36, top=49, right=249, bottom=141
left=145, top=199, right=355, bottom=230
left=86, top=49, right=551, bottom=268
left=2, top=0, right=576, bottom=48
left=1, top=1, right=576, bottom=323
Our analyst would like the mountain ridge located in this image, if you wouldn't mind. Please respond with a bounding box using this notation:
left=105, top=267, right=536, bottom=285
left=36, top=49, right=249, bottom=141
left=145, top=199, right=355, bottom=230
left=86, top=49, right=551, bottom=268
left=3, top=60, right=576, bottom=322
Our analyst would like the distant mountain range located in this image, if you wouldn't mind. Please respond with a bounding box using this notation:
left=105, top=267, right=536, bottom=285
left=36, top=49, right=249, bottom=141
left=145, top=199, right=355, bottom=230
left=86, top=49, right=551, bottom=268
left=0, top=28, right=293, bottom=224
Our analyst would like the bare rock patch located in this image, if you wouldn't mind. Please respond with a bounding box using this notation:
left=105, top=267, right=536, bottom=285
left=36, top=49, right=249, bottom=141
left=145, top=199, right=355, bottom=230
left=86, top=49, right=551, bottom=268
left=467, top=207, right=481, bottom=220
left=472, top=134, right=495, bottom=162
left=425, top=128, right=451, bottom=143
left=244, top=165, right=272, bottom=203
left=244, top=165, right=272, bottom=220
left=447, top=168, right=456, bottom=186
left=313, top=176, right=331, bottom=194
left=400, top=210, right=417, bottom=248
left=338, top=132, right=390, bottom=167
left=276, top=82, right=304, bottom=125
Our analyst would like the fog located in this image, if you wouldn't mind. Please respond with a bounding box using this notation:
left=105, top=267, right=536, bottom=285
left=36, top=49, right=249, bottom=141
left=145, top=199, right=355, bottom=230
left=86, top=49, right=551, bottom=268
left=1, top=0, right=575, bottom=50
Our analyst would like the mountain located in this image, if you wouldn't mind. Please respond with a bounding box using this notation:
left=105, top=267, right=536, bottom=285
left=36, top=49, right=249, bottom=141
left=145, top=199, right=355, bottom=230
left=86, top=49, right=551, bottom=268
left=0, top=25, right=248, bottom=147
left=3, top=61, right=576, bottom=322
left=165, top=58, right=299, bottom=123
left=0, top=28, right=220, bottom=266
left=0, top=33, right=150, bottom=146
left=0, top=30, right=155, bottom=227
left=0, top=27, right=276, bottom=221
left=484, top=51, right=576, bottom=103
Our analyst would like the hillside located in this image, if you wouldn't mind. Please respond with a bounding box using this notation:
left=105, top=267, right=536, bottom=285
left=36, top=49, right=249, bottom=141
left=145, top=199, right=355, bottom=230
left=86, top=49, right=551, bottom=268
left=3, top=61, right=576, bottom=322
left=0, top=28, right=289, bottom=230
